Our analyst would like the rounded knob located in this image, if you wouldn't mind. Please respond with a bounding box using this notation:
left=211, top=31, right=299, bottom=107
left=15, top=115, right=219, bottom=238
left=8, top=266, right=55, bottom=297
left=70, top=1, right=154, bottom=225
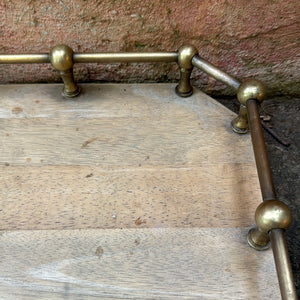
left=50, top=44, right=74, bottom=72
left=255, top=200, right=292, bottom=233
left=237, top=78, right=267, bottom=106
left=177, top=45, right=198, bottom=69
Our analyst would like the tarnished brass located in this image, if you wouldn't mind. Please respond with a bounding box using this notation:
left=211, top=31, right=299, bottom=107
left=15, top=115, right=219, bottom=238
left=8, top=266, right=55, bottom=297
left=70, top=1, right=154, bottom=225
left=237, top=78, right=267, bottom=106
left=0, top=44, right=298, bottom=298
left=248, top=200, right=292, bottom=250
left=246, top=97, right=297, bottom=298
left=247, top=228, right=270, bottom=250
left=247, top=99, right=276, bottom=200
left=255, top=200, right=292, bottom=233
left=232, top=79, right=267, bottom=133
left=270, top=229, right=298, bottom=300
left=175, top=45, right=198, bottom=97
left=192, top=55, right=241, bottom=90
left=73, top=52, right=178, bottom=63
left=0, top=54, right=49, bottom=64
left=231, top=105, right=248, bottom=134
left=49, top=45, right=80, bottom=98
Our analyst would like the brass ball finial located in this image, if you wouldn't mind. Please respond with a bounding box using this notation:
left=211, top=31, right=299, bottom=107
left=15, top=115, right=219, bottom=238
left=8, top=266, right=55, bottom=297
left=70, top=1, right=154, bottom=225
left=255, top=200, right=292, bottom=233
left=49, top=44, right=80, bottom=98
left=237, top=78, right=267, bottom=106
left=50, top=44, right=74, bottom=72
left=177, top=45, right=198, bottom=69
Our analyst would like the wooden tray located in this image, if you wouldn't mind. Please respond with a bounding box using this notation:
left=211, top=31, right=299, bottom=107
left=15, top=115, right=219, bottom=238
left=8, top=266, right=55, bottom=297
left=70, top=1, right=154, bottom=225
left=0, top=84, right=280, bottom=299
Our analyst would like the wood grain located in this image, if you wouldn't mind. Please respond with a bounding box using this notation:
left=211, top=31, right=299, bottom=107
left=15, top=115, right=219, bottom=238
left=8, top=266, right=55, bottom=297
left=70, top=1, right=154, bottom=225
left=0, top=163, right=261, bottom=230
left=0, top=84, right=261, bottom=230
left=0, top=84, right=254, bottom=166
left=0, top=84, right=280, bottom=299
left=0, top=228, right=281, bottom=299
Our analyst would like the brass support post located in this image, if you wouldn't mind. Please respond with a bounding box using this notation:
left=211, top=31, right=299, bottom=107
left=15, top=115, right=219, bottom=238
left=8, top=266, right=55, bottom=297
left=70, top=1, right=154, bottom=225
left=175, top=45, right=198, bottom=97
left=231, top=78, right=266, bottom=134
left=231, top=104, right=248, bottom=134
left=49, top=45, right=80, bottom=98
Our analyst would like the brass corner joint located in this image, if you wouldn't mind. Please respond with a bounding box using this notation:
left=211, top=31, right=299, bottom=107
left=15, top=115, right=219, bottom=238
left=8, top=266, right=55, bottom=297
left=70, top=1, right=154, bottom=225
left=175, top=45, right=198, bottom=97
left=247, top=200, right=292, bottom=251
left=49, top=45, right=80, bottom=98
left=231, top=78, right=266, bottom=134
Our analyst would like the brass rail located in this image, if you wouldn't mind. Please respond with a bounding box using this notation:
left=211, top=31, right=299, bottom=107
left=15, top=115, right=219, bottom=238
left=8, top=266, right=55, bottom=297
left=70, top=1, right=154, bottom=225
left=192, top=55, right=241, bottom=90
left=73, top=52, right=178, bottom=63
left=0, top=44, right=297, bottom=299
left=246, top=99, right=297, bottom=299
left=0, top=52, right=178, bottom=64
left=0, top=53, right=50, bottom=64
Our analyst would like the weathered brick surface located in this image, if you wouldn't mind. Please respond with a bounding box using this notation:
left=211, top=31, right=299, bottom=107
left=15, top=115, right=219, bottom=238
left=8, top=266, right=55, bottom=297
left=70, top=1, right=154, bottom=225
left=0, top=0, right=299, bottom=95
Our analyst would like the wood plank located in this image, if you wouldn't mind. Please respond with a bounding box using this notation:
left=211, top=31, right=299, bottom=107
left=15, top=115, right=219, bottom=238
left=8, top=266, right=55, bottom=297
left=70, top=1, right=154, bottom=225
left=0, top=228, right=281, bottom=299
left=0, top=84, right=255, bottom=166
left=0, top=164, right=261, bottom=230
left=0, top=83, right=262, bottom=230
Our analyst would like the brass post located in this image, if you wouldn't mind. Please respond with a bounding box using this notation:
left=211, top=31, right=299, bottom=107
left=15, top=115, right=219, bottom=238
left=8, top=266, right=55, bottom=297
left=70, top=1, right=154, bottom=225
left=231, top=105, right=248, bottom=134
left=247, top=200, right=296, bottom=299
left=247, top=200, right=292, bottom=250
left=49, top=45, right=80, bottom=98
left=231, top=78, right=266, bottom=134
left=175, top=45, right=198, bottom=97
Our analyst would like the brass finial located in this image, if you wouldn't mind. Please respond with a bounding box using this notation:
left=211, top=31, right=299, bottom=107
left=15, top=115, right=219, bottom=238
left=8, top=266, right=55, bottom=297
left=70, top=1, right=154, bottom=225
left=50, top=45, right=80, bottom=98
left=231, top=78, right=267, bottom=134
left=175, top=45, right=198, bottom=97
left=247, top=200, right=292, bottom=250
left=237, top=78, right=267, bottom=106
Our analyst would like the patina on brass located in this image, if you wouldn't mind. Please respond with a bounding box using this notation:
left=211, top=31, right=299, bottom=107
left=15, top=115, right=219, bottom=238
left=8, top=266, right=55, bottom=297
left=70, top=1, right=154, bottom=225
left=73, top=52, right=178, bottom=63
left=248, top=210, right=296, bottom=299
left=0, top=53, right=50, bottom=64
left=192, top=55, right=241, bottom=90
left=49, top=45, right=80, bottom=98
left=231, top=104, right=248, bottom=134
left=245, top=97, right=297, bottom=299
left=0, top=44, right=297, bottom=299
left=270, top=229, right=298, bottom=300
left=231, top=78, right=267, bottom=134
left=248, top=200, right=292, bottom=250
left=175, top=45, right=198, bottom=97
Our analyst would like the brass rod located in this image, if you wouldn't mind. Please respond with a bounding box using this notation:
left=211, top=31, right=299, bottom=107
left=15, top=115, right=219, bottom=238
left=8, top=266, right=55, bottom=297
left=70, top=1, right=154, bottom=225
left=0, top=52, right=178, bottom=64
left=270, top=229, right=298, bottom=300
left=246, top=99, right=276, bottom=201
left=247, top=99, right=297, bottom=298
left=0, top=54, right=50, bottom=64
left=192, top=55, right=241, bottom=90
left=73, top=52, right=178, bottom=63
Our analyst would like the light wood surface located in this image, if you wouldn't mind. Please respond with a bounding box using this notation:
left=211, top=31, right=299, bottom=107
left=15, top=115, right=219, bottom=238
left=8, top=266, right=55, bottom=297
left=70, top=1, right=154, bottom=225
left=0, top=84, right=279, bottom=299
left=0, top=84, right=261, bottom=230
left=0, top=228, right=280, bottom=299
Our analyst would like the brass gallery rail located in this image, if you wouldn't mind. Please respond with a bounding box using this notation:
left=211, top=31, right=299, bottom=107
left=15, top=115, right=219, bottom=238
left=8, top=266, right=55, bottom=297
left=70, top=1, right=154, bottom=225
left=0, top=45, right=297, bottom=300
